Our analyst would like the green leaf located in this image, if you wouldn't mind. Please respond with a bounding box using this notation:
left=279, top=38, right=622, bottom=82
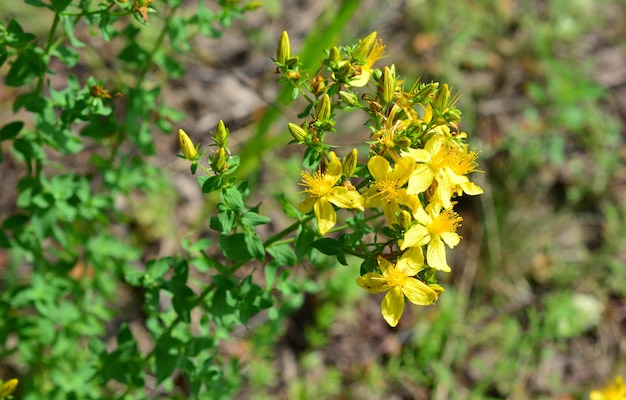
left=155, top=344, right=179, bottom=384
left=202, top=175, right=222, bottom=193
left=60, top=14, right=85, bottom=47
left=0, top=44, right=7, bottom=68
left=225, top=155, right=240, bottom=174
left=241, top=211, right=270, bottom=227
left=145, top=258, right=171, bottom=281
left=50, top=0, right=72, bottom=12
left=295, top=226, right=315, bottom=261
left=267, top=244, right=296, bottom=266
left=218, top=233, right=251, bottom=262
left=53, top=44, right=79, bottom=67
left=172, top=284, right=195, bottom=323
left=13, top=92, right=46, bottom=113
left=277, top=194, right=301, bottom=218
left=185, top=337, right=215, bottom=357
left=312, top=237, right=340, bottom=256
left=4, top=19, right=37, bottom=48
left=222, top=187, right=244, bottom=209
left=24, top=0, right=49, bottom=7
left=0, top=121, right=24, bottom=141
left=244, top=231, right=265, bottom=261
left=5, top=49, right=45, bottom=87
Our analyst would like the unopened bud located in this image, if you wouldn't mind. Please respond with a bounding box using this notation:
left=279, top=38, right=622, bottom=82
left=211, top=147, right=228, bottom=173
left=316, top=94, right=331, bottom=121
left=339, top=91, right=359, bottom=107
left=429, top=283, right=444, bottom=295
left=398, top=210, right=412, bottom=231
left=288, top=122, right=308, bottom=142
left=378, top=66, right=395, bottom=104
left=328, top=46, right=340, bottom=64
left=276, top=31, right=291, bottom=65
left=353, top=31, right=377, bottom=61
left=213, top=120, right=229, bottom=147
left=178, top=129, right=198, bottom=160
left=0, top=379, right=18, bottom=397
left=244, top=1, right=263, bottom=10
left=415, top=82, right=438, bottom=102
left=341, top=148, right=358, bottom=177
left=433, top=83, right=450, bottom=110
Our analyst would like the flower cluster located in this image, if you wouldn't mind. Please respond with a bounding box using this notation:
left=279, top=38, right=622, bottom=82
left=276, top=31, right=483, bottom=327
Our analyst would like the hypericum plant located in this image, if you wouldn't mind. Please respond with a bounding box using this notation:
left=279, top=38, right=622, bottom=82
left=179, top=31, right=482, bottom=328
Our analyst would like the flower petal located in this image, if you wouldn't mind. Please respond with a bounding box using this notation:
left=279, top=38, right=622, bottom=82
left=407, top=164, right=434, bottom=195
left=377, top=255, right=394, bottom=274
left=402, top=148, right=431, bottom=163
left=356, top=272, right=389, bottom=294
left=426, top=237, right=451, bottom=272
left=298, top=195, right=316, bottom=213
left=324, top=152, right=343, bottom=185
left=441, top=231, right=461, bottom=248
left=328, top=186, right=364, bottom=210
left=367, top=156, right=391, bottom=182
left=389, top=156, right=415, bottom=184
left=402, top=278, right=438, bottom=305
left=401, top=224, right=430, bottom=250
left=313, top=198, right=336, bottom=235
left=397, top=246, right=424, bottom=276
left=381, top=286, right=405, bottom=327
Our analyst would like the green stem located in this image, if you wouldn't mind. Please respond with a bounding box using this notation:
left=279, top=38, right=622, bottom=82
left=36, top=13, right=60, bottom=95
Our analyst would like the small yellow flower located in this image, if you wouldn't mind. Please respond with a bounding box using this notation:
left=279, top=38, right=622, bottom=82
left=404, top=135, right=482, bottom=209
left=400, top=206, right=462, bottom=272
left=590, top=376, right=626, bottom=400
left=363, top=155, right=419, bottom=226
left=348, top=32, right=386, bottom=87
left=357, top=248, right=440, bottom=327
left=299, top=152, right=364, bottom=235
left=0, top=378, right=18, bottom=397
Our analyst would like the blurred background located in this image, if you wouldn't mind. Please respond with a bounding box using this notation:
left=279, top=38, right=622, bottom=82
left=2, top=0, right=626, bottom=398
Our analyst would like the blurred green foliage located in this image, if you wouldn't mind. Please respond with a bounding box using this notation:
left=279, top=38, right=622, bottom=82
left=1, top=0, right=625, bottom=399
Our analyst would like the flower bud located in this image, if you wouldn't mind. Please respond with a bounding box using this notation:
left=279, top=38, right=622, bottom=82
left=276, top=31, right=291, bottom=65
left=213, top=120, right=229, bottom=147
left=288, top=122, right=308, bottom=142
left=328, top=46, right=341, bottom=64
left=0, top=379, right=18, bottom=397
left=398, top=210, right=412, bottom=231
left=339, top=91, right=359, bottom=107
left=316, top=94, right=331, bottom=121
left=414, top=82, right=438, bottom=103
left=244, top=1, right=263, bottom=10
left=378, top=66, right=395, bottom=104
left=341, top=148, right=358, bottom=177
left=353, top=31, right=377, bottom=61
left=210, top=147, right=228, bottom=173
left=433, top=83, right=450, bottom=110
left=178, top=129, right=197, bottom=160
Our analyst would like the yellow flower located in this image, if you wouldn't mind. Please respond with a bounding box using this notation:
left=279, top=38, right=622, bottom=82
left=299, top=152, right=364, bottom=235
left=348, top=32, right=386, bottom=87
left=357, top=248, right=440, bottom=327
left=404, top=135, right=482, bottom=209
left=0, top=378, right=18, bottom=397
left=400, top=206, right=462, bottom=272
left=590, top=376, right=626, bottom=400
left=363, top=155, right=419, bottom=226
